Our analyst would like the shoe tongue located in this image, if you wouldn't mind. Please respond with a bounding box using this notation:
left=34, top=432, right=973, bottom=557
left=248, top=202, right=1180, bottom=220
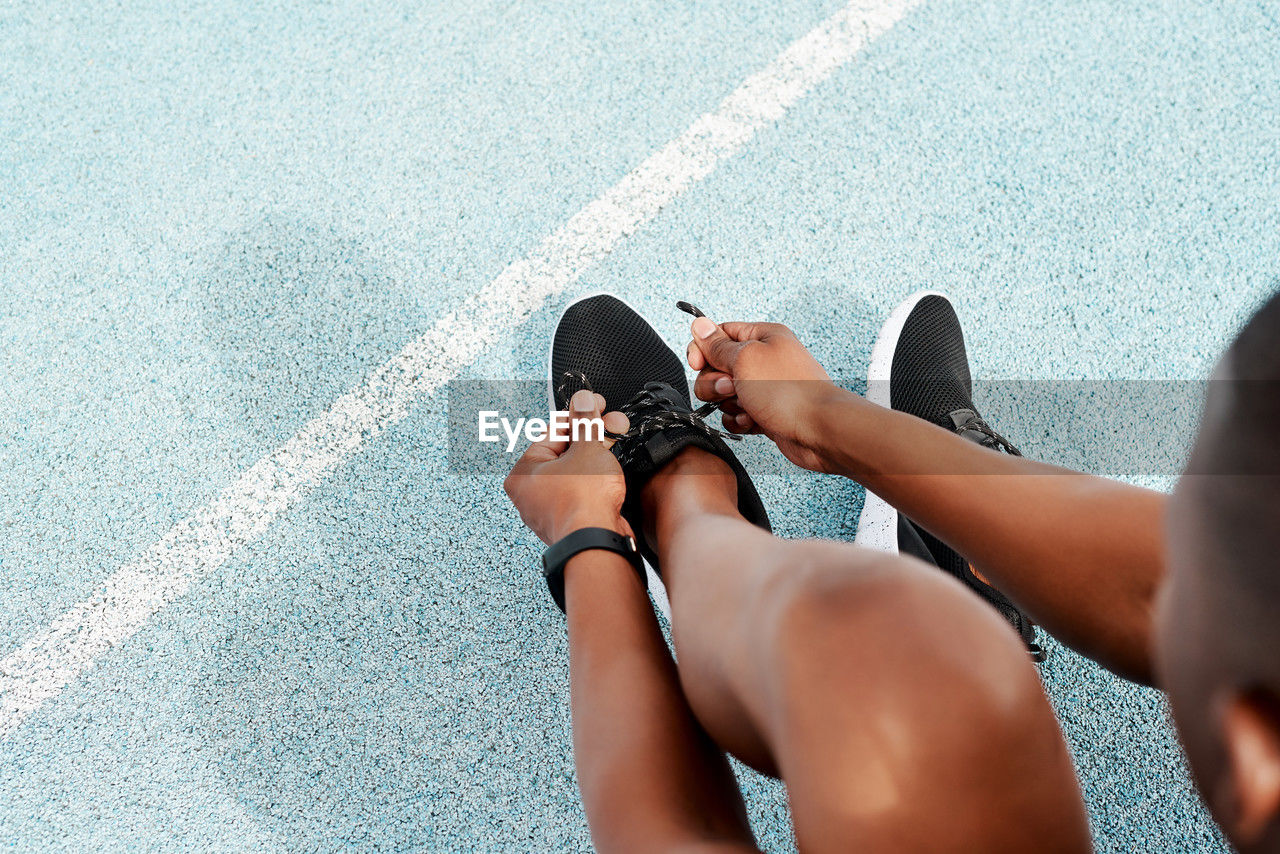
left=611, top=381, right=707, bottom=470
left=948, top=408, right=989, bottom=445
left=948, top=408, right=1020, bottom=455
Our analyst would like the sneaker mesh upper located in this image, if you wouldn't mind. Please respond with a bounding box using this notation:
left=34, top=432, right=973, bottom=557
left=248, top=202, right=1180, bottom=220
left=549, top=294, right=770, bottom=578
left=889, top=294, right=975, bottom=428
left=551, top=295, right=688, bottom=412
left=886, top=293, right=1043, bottom=658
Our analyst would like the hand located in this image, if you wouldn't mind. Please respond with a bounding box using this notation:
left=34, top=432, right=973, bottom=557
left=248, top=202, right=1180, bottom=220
left=504, top=389, right=633, bottom=544
left=686, top=316, right=840, bottom=473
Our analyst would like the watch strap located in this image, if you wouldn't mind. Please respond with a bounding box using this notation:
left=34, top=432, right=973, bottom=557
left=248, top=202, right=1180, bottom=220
left=542, top=527, right=644, bottom=612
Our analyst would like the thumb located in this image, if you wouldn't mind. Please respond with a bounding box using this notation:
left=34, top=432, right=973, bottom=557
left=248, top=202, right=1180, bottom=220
left=565, top=388, right=608, bottom=453
left=691, top=315, right=747, bottom=374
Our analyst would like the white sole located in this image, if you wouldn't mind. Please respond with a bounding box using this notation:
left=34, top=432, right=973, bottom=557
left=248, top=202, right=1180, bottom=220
left=548, top=291, right=673, bottom=620
left=853, top=290, right=949, bottom=555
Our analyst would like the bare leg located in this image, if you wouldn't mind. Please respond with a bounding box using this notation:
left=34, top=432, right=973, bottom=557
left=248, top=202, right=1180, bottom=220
left=562, top=548, right=760, bottom=853
left=643, top=449, right=1093, bottom=853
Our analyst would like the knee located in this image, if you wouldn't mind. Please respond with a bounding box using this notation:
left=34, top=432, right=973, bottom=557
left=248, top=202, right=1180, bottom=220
left=757, top=547, right=1047, bottom=737
left=746, top=547, right=1088, bottom=850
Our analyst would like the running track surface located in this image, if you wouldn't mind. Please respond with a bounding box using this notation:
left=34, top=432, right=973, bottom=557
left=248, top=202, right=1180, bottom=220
left=2, top=0, right=1278, bottom=850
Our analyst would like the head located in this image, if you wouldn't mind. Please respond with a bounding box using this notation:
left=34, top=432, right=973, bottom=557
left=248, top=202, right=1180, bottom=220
left=1158, top=289, right=1280, bottom=851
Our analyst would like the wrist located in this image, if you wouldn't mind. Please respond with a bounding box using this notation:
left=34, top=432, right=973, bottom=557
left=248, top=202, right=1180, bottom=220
left=560, top=538, right=647, bottom=615
left=549, top=514, right=627, bottom=543
left=794, top=382, right=860, bottom=469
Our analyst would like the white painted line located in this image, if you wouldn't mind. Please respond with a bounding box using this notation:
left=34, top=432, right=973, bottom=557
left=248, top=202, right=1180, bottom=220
left=0, top=0, right=921, bottom=738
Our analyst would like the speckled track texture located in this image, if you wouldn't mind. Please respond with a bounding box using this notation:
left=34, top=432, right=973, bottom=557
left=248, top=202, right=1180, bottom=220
left=2, top=0, right=1278, bottom=850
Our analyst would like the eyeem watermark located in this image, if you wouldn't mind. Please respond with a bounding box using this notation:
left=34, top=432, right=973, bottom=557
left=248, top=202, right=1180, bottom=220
left=477, top=410, right=606, bottom=452
left=447, top=378, right=1258, bottom=476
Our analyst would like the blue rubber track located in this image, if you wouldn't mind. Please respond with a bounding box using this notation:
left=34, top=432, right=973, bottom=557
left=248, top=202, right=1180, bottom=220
left=2, top=0, right=1277, bottom=849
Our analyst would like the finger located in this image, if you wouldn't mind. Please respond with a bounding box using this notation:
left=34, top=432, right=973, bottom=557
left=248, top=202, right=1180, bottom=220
left=719, top=320, right=789, bottom=342
left=510, top=432, right=563, bottom=477
left=569, top=388, right=601, bottom=422
left=691, top=315, right=747, bottom=373
left=687, top=340, right=706, bottom=372
left=593, top=393, right=606, bottom=412
left=537, top=431, right=570, bottom=456
left=566, top=388, right=609, bottom=452
left=531, top=415, right=571, bottom=455
left=721, top=411, right=757, bottom=434
left=718, top=397, right=745, bottom=417
left=601, top=410, right=629, bottom=449
left=693, top=369, right=734, bottom=402
left=540, top=401, right=577, bottom=455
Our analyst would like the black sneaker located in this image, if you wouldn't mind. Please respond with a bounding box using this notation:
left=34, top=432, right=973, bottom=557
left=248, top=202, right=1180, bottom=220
left=550, top=293, right=771, bottom=590
left=856, top=291, right=1044, bottom=661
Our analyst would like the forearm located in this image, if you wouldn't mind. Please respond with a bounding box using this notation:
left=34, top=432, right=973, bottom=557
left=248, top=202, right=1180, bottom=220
left=804, top=386, right=1165, bottom=684
left=564, top=551, right=757, bottom=853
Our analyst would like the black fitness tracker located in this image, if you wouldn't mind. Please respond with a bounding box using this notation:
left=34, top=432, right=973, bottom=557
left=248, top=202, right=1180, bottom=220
left=542, top=527, right=646, bottom=612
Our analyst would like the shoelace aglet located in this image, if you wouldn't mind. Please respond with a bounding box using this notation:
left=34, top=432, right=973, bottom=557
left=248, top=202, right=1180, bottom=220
left=676, top=300, right=705, bottom=318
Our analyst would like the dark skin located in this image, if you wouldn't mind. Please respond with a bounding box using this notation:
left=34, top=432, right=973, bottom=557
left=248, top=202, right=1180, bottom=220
left=1157, top=360, right=1280, bottom=852
left=506, top=390, right=760, bottom=852
left=507, top=315, right=1280, bottom=851
left=687, top=315, right=1280, bottom=851
left=508, top=388, right=1092, bottom=851
left=565, top=547, right=761, bottom=854
left=685, top=317, right=1164, bottom=685
left=638, top=449, right=1091, bottom=852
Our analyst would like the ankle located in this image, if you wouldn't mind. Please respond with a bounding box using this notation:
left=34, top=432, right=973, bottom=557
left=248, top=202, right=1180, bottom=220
left=641, top=448, right=741, bottom=547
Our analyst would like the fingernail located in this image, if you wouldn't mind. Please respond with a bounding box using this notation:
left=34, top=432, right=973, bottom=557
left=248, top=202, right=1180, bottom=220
left=571, top=389, right=594, bottom=413
left=714, top=376, right=734, bottom=395
left=692, top=317, right=715, bottom=339
left=736, top=413, right=752, bottom=428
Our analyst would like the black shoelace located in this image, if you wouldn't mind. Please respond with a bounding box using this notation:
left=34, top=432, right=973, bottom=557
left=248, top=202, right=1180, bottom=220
left=553, top=301, right=741, bottom=466
left=955, top=412, right=1022, bottom=456
left=556, top=369, right=739, bottom=444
